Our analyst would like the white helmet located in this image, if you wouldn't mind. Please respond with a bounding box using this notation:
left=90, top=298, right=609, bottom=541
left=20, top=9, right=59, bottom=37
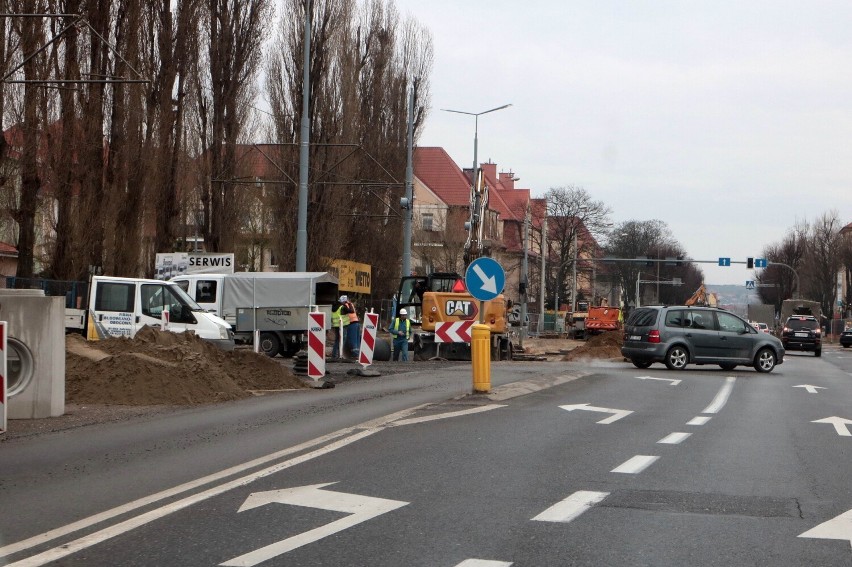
left=399, top=308, right=408, bottom=315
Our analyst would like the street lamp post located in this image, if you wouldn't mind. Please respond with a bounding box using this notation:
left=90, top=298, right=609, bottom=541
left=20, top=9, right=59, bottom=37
left=441, top=104, right=512, bottom=263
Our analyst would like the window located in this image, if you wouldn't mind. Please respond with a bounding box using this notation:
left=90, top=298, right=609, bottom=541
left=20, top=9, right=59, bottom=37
left=95, top=282, right=134, bottom=312
left=421, top=213, right=434, bottom=232
left=196, top=280, right=218, bottom=303
left=141, top=284, right=190, bottom=322
left=717, top=312, right=749, bottom=333
left=665, top=310, right=684, bottom=328
left=685, top=310, right=717, bottom=331
left=627, top=308, right=658, bottom=327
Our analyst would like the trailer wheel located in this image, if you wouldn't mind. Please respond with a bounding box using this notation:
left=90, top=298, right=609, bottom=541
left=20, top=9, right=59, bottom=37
left=259, top=332, right=281, bottom=358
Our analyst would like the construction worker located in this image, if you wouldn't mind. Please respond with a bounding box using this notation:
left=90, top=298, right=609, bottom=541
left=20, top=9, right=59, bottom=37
left=340, top=295, right=360, bottom=359
left=330, top=297, right=348, bottom=360
left=390, top=308, right=411, bottom=361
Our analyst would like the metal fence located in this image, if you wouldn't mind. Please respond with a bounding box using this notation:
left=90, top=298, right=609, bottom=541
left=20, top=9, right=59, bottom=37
left=4, top=277, right=89, bottom=308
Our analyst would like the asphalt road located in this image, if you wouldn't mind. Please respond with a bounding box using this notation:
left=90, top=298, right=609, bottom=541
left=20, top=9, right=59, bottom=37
left=2, top=347, right=852, bottom=566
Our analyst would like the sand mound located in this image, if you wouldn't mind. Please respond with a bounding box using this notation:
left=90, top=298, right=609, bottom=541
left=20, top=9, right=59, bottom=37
left=66, top=327, right=306, bottom=405
left=562, top=331, right=625, bottom=361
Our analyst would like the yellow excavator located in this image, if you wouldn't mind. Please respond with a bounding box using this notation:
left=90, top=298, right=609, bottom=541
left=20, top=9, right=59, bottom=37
left=395, top=170, right=512, bottom=361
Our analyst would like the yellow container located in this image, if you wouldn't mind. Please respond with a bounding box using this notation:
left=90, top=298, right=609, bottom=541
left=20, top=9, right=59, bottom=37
left=471, top=323, right=491, bottom=393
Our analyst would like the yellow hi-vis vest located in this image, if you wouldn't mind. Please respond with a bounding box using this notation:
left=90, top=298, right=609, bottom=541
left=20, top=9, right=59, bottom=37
left=390, top=317, right=411, bottom=340
left=332, top=305, right=348, bottom=327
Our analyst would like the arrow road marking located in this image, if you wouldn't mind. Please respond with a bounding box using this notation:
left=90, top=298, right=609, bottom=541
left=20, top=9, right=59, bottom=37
left=812, top=417, right=852, bottom=437
left=472, top=263, right=497, bottom=293
left=559, top=403, right=633, bottom=424
left=636, top=375, right=681, bottom=386
left=799, top=508, right=852, bottom=545
left=532, top=491, right=609, bottom=523
left=794, top=384, right=825, bottom=394
left=220, top=483, right=408, bottom=566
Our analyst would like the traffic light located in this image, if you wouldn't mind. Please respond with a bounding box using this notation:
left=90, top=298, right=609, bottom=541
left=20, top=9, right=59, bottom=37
left=747, top=257, right=754, bottom=269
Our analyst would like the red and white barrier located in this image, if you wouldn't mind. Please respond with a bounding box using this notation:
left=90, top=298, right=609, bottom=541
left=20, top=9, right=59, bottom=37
left=435, top=321, right=474, bottom=343
left=1, top=321, right=6, bottom=434
left=307, top=312, right=326, bottom=379
left=358, top=312, right=379, bottom=367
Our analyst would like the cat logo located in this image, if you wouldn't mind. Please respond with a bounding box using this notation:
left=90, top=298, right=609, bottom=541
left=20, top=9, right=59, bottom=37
left=445, top=299, right=478, bottom=320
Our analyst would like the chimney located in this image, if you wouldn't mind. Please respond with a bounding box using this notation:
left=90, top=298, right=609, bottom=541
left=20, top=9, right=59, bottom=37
left=481, top=162, right=497, bottom=181
left=499, top=171, right=515, bottom=190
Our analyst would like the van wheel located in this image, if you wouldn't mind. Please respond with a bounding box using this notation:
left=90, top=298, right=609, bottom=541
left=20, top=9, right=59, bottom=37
left=664, top=346, right=688, bottom=370
left=719, top=363, right=737, bottom=371
left=815, top=349, right=822, bottom=357
left=632, top=359, right=653, bottom=369
left=259, top=332, right=281, bottom=358
left=754, top=348, right=776, bottom=373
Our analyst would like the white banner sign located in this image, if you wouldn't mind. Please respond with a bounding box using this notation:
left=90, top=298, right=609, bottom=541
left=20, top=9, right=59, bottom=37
left=155, top=252, right=235, bottom=279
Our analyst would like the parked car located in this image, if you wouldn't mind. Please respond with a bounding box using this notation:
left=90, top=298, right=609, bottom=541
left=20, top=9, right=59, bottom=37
left=621, top=305, right=785, bottom=372
left=781, top=315, right=822, bottom=357
left=839, top=326, right=852, bottom=348
left=756, top=322, right=771, bottom=334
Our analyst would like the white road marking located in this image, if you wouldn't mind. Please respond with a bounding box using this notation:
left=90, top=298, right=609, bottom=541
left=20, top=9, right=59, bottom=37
left=455, top=560, right=514, bottom=567
left=635, top=375, right=681, bottom=385
left=701, top=376, right=736, bottom=414
left=657, top=432, right=692, bottom=445
left=794, top=384, right=825, bottom=394
left=391, top=404, right=506, bottom=426
left=611, top=455, right=659, bottom=474
left=812, top=416, right=852, bottom=437
left=687, top=416, right=712, bottom=425
left=799, top=508, right=852, bottom=544
left=220, top=484, right=408, bottom=566
left=532, top=491, right=609, bottom=523
left=559, top=403, right=633, bottom=424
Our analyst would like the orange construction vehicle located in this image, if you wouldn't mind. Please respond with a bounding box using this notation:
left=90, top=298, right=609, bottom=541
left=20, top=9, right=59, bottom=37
left=585, top=305, right=623, bottom=336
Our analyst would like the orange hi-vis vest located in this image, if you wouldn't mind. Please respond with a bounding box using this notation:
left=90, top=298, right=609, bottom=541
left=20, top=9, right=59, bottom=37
left=345, top=302, right=359, bottom=323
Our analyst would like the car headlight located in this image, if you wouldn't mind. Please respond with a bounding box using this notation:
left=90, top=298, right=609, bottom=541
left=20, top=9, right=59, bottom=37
left=219, top=325, right=230, bottom=340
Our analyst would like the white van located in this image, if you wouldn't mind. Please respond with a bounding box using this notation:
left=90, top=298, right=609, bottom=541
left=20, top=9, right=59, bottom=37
left=66, top=276, right=234, bottom=349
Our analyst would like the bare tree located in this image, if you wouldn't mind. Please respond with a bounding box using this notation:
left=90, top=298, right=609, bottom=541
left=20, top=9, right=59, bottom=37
left=756, top=222, right=808, bottom=309
left=540, top=185, right=611, bottom=307
left=804, top=210, right=844, bottom=318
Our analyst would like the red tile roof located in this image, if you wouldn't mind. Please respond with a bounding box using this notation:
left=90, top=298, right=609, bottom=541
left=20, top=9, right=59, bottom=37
left=413, top=147, right=472, bottom=206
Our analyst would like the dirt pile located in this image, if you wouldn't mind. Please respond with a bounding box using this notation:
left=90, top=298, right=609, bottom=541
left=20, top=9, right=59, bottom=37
left=562, top=331, right=625, bottom=361
left=66, top=327, right=306, bottom=405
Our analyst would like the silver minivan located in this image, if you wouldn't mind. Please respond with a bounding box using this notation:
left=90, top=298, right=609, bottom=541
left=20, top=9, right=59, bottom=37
left=621, top=306, right=785, bottom=372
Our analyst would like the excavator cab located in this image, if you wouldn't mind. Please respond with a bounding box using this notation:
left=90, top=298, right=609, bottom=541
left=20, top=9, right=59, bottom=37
left=396, top=272, right=463, bottom=323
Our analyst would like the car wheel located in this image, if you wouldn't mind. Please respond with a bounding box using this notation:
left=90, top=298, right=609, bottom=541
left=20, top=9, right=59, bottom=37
left=754, top=348, right=776, bottom=373
left=664, top=345, right=688, bottom=370
left=719, top=363, right=737, bottom=371
left=815, top=349, right=822, bottom=357
left=632, top=359, right=653, bottom=369
left=843, top=344, right=850, bottom=348
left=258, top=332, right=281, bottom=358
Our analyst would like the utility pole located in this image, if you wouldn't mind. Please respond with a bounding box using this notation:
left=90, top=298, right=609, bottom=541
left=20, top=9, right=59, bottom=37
left=295, top=1, right=312, bottom=272
left=401, top=78, right=417, bottom=279
left=539, top=215, right=547, bottom=334
left=519, top=204, right=529, bottom=347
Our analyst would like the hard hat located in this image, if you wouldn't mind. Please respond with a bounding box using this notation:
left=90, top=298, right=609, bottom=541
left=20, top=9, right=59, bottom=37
left=399, top=308, right=408, bottom=315
left=339, top=295, right=348, bottom=302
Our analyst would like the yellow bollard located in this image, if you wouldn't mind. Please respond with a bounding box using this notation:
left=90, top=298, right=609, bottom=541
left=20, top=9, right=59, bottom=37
left=471, top=323, right=491, bottom=393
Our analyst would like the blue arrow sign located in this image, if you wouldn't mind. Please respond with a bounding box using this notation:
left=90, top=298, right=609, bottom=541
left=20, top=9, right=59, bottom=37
left=465, top=257, right=505, bottom=301
left=718, top=257, right=731, bottom=267
left=754, top=258, right=768, bottom=268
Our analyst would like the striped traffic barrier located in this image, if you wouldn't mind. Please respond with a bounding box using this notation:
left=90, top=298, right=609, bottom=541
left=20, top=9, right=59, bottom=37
left=358, top=312, right=379, bottom=368
left=307, top=312, right=326, bottom=380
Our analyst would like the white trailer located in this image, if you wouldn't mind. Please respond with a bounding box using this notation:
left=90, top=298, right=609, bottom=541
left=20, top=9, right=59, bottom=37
left=171, top=272, right=339, bottom=357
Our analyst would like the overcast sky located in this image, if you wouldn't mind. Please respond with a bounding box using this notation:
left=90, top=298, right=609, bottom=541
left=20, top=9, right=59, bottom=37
left=393, top=0, right=852, bottom=286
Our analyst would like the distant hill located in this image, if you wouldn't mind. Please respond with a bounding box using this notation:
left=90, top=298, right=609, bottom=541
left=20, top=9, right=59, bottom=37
left=705, top=284, right=763, bottom=305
